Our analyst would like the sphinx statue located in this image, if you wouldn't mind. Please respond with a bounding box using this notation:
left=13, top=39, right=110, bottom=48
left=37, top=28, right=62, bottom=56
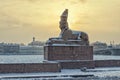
left=46, top=9, right=89, bottom=45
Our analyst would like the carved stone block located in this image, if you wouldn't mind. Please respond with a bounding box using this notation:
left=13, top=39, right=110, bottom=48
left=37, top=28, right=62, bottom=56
left=44, top=46, right=93, bottom=61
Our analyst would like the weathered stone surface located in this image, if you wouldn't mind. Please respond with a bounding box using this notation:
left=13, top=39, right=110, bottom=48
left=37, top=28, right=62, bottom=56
left=59, top=60, right=95, bottom=69
left=44, top=46, right=93, bottom=60
left=95, top=60, right=120, bottom=67
left=0, top=63, right=61, bottom=73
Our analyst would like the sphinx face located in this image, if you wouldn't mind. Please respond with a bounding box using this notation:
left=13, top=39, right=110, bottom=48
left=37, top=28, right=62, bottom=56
left=59, top=21, right=69, bottom=31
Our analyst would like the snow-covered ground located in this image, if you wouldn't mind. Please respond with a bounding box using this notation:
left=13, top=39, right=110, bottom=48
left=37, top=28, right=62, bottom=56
left=0, top=67, right=120, bottom=80
left=0, top=55, right=44, bottom=63
left=94, top=55, right=120, bottom=60
left=0, top=55, right=120, bottom=63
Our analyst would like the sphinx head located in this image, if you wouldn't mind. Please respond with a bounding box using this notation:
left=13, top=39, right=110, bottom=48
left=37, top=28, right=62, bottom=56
left=61, top=9, right=68, bottom=18
left=59, top=9, right=69, bottom=31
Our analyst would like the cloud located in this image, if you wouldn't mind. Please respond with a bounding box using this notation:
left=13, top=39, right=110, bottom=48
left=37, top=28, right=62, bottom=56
left=0, top=12, right=33, bottom=31
left=26, top=0, right=39, bottom=3
left=79, top=0, right=87, bottom=3
left=70, top=0, right=87, bottom=5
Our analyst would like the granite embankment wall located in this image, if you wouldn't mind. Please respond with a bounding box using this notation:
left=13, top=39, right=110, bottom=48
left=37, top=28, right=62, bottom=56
left=60, top=60, right=95, bottom=69
left=0, top=63, right=60, bottom=73
left=60, top=60, right=120, bottom=69
left=0, top=60, right=120, bottom=73
left=95, top=60, right=120, bottom=67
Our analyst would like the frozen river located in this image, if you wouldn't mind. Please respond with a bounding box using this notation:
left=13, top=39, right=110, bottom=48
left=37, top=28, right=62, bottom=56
left=0, top=55, right=120, bottom=63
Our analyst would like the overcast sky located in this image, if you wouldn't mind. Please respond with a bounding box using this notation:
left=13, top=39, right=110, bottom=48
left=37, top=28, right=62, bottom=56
left=0, top=0, right=120, bottom=44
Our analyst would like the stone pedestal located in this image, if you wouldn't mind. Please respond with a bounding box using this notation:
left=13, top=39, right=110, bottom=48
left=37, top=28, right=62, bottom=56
left=44, top=45, right=93, bottom=61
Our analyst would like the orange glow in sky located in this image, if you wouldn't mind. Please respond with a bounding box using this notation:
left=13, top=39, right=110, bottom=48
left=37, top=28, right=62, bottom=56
left=0, top=0, right=120, bottom=44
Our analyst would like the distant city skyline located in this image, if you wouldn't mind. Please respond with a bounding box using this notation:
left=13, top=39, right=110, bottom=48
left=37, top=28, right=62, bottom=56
left=0, top=0, right=120, bottom=44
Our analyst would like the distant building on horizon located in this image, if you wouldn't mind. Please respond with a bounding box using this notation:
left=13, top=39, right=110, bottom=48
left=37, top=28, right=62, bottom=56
left=91, top=41, right=107, bottom=50
left=19, top=45, right=43, bottom=55
left=0, top=42, right=43, bottom=55
left=0, top=43, right=19, bottom=54
left=28, top=37, right=45, bottom=46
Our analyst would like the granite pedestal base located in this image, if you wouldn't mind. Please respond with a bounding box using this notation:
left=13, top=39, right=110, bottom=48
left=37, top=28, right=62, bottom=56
left=44, top=45, right=93, bottom=61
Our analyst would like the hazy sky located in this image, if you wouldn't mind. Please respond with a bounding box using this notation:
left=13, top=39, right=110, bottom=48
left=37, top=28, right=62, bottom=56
left=0, top=0, right=120, bottom=44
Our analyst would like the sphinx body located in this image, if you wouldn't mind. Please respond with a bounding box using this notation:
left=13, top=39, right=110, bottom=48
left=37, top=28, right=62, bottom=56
left=46, top=9, right=89, bottom=45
